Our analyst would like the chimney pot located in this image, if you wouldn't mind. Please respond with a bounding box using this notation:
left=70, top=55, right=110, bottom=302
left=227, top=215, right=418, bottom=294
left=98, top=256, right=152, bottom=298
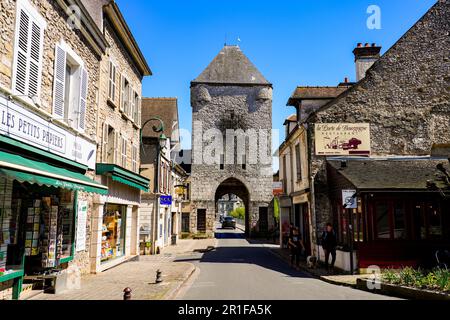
left=372, top=43, right=376, bottom=47
left=357, top=43, right=362, bottom=47
left=344, top=77, right=348, bottom=83
left=364, top=43, right=369, bottom=47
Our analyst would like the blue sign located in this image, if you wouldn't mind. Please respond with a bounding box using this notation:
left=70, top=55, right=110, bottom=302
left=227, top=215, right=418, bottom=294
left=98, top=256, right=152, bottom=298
left=160, top=195, right=172, bottom=206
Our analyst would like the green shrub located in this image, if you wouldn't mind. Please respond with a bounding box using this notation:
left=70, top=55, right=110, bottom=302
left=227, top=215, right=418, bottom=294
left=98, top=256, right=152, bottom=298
left=381, top=267, right=450, bottom=293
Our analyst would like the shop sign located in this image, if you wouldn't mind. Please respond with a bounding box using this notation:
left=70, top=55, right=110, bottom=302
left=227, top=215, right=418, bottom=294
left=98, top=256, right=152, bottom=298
left=273, top=181, right=283, bottom=196
left=76, top=200, right=88, bottom=252
left=315, top=123, right=371, bottom=156
left=160, top=195, right=172, bottom=206
left=0, top=96, right=96, bottom=169
left=342, top=189, right=357, bottom=209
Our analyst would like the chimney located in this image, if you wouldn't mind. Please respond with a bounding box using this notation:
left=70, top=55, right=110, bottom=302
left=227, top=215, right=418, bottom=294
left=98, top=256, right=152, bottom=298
left=353, top=42, right=381, bottom=81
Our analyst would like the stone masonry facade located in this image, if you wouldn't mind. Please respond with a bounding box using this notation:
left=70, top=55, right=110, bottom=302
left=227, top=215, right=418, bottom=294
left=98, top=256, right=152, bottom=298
left=0, top=0, right=104, bottom=275
left=190, top=83, right=273, bottom=236
left=306, top=0, right=450, bottom=249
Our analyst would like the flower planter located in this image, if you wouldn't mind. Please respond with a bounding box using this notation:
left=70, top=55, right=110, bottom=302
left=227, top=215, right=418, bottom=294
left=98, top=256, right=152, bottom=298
left=356, top=278, right=450, bottom=300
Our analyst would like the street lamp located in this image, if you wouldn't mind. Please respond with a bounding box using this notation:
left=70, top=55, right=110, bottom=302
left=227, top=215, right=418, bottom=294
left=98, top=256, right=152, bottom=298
left=140, top=117, right=166, bottom=155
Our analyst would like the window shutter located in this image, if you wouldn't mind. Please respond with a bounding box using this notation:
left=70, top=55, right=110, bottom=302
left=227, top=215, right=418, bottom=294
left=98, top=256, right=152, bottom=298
left=137, top=96, right=141, bottom=127
left=113, top=131, right=120, bottom=165
left=28, top=21, right=43, bottom=97
left=129, top=89, right=135, bottom=120
left=52, top=44, right=66, bottom=118
left=120, top=75, right=125, bottom=112
left=102, top=123, right=109, bottom=162
left=13, top=7, right=44, bottom=98
left=78, top=68, right=88, bottom=131
left=13, top=9, right=30, bottom=95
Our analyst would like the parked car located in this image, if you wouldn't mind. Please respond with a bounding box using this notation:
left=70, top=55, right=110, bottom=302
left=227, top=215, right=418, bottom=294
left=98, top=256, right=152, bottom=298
left=222, top=216, right=236, bottom=229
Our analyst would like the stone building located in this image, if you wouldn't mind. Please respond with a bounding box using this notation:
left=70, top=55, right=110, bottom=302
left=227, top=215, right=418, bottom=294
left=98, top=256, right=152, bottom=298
left=0, top=0, right=109, bottom=298
left=89, top=1, right=151, bottom=273
left=190, top=45, right=273, bottom=236
left=287, top=0, right=449, bottom=271
left=140, top=97, right=180, bottom=253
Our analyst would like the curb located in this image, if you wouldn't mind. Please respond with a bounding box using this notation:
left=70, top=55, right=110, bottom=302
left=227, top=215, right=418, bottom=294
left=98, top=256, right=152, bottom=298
left=268, top=248, right=356, bottom=287
left=162, top=263, right=196, bottom=300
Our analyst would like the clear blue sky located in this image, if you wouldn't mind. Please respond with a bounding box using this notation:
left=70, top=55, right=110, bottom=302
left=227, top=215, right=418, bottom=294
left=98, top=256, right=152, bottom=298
left=117, top=0, right=436, bottom=170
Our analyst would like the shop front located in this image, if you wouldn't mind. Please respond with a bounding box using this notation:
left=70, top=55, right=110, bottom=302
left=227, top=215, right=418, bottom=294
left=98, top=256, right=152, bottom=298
left=90, top=164, right=149, bottom=273
left=0, top=96, right=106, bottom=299
left=326, top=159, right=450, bottom=272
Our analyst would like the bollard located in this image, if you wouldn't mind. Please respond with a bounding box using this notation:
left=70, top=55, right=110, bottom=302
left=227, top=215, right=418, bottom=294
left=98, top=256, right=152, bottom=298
left=123, top=287, right=132, bottom=300
left=156, top=269, right=163, bottom=283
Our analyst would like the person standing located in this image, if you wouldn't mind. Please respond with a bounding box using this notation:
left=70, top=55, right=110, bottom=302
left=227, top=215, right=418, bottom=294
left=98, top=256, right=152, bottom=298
left=321, top=223, right=337, bottom=271
left=289, top=227, right=305, bottom=268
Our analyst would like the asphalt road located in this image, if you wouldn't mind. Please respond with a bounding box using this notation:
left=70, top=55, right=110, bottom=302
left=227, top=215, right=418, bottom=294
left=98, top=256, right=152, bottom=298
left=177, top=225, right=400, bottom=300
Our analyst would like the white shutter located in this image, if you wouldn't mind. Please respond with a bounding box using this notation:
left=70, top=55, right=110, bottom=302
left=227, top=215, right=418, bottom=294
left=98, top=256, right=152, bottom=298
left=13, top=7, right=44, bottom=98
left=78, top=68, right=88, bottom=131
left=102, top=123, right=109, bottom=162
left=28, top=21, right=43, bottom=97
left=120, top=75, right=125, bottom=112
left=113, top=131, right=120, bottom=165
left=52, top=44, right=66, bottom=118
left=129, top=89, right=135, bottom=120
left=137, top=96, right=141, bottom=127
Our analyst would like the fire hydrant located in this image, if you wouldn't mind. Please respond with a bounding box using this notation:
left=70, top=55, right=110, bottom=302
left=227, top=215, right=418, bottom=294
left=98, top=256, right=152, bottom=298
left=156, top=269, right=163, bottom=283
left=123, top=287, right=132, bottom=300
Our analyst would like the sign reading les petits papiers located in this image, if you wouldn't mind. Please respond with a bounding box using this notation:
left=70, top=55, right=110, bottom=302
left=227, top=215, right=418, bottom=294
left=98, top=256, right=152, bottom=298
left=314, top=123, right=371, bottom=156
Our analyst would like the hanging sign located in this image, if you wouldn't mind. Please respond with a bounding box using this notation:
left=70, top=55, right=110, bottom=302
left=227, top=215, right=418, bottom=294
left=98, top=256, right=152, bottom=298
left=342, top=189, right=357, bottom=209
left=315, top=123, right=371, bottom=156
left=76, top=201, right=88, bottom=252
left=160, top=195, right=172, bottom=206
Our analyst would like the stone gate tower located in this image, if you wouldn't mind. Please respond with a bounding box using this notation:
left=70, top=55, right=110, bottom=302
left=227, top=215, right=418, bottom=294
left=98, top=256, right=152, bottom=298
left=190, top=45, right=273, bottom=237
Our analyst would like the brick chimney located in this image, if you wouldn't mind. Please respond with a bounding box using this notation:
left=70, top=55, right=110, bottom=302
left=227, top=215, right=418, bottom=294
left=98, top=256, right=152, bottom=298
left=353, top=43, right=381, bottom=81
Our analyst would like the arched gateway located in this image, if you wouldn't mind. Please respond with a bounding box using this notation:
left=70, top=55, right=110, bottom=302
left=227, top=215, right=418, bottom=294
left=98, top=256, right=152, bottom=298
left=189, top=45, right=273, bottom=237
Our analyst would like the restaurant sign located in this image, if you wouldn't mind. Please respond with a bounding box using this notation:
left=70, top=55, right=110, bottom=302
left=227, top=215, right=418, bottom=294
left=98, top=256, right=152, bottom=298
left=0, top=96, right=96, bottom=169
left=315, top=123, right=371, bottom=156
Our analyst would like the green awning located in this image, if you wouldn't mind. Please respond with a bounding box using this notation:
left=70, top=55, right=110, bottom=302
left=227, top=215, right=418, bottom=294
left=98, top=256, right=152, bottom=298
left=0, top=151, right=108, bottom=195
left=96, top=163, right=149, bottom=192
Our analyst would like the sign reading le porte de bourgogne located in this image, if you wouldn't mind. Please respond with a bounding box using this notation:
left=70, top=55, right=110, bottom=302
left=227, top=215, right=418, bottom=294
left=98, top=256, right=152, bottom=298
left=314, top=123, right=371, bottom=156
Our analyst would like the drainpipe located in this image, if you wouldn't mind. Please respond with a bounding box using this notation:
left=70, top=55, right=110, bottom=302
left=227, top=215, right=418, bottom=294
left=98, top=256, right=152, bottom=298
left=152, top=146, right=161, bottom=255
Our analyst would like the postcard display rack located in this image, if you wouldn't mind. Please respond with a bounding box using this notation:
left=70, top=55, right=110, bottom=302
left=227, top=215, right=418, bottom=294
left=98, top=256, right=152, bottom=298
left=0, top=178, right=19, bottom=273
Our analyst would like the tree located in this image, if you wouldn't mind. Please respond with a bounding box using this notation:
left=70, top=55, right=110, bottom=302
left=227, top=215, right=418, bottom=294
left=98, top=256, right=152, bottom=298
left=230, top=206, right=245, bottom=220
left=426, top=157, right=450, bottom=199
left=273, top=197, right=280, bottom=223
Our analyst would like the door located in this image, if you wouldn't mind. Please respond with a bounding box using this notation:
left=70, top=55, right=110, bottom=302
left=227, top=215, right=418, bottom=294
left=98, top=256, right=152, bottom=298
left=259, top=207, right=268, bottom=232
left=197, top=209, right=206, bottom=232
left=301, top=203, right=311, bottom=256
left=182, top=213, right=190, bottom=233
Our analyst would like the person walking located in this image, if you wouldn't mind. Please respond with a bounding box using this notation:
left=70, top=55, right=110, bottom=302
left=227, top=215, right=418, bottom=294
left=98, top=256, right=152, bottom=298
left=321, top=223, right=337, bottom=272
left=288, top=227, right=305, bottom=269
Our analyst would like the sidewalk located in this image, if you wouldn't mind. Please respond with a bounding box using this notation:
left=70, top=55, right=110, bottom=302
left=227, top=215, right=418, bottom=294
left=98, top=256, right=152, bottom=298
left=270, top=247, right=366, bottom=287
left=26, top=238, right=216, bottom=300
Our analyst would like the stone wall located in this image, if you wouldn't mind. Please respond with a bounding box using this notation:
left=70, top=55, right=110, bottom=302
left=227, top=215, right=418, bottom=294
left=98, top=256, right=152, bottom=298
left=306, top=0, right=450, bottom=251
left=190, top=84, right=273, bottom=234
left=0, top=0, right=101, bottom=142
left=96, top=19, right=143, bottom=171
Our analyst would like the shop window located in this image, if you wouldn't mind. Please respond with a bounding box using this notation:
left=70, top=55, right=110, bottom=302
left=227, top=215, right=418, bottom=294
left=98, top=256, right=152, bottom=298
left=375, top=202, right=390, bottom=239
left=413, top=204, right=426, bottom=240
left=428, top=202, right=442, bottom=239
left=393, top=202, right=406, bottom=239
left=53, top=42, right=88, bottom=132
left=101, top=204, right=126, bottom=263
left=0, top=179, right=75, bottom=277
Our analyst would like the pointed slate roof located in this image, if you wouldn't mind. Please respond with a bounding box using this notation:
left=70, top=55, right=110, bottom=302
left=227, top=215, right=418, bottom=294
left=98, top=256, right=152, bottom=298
left=192, top=45, right=271, bottom=86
